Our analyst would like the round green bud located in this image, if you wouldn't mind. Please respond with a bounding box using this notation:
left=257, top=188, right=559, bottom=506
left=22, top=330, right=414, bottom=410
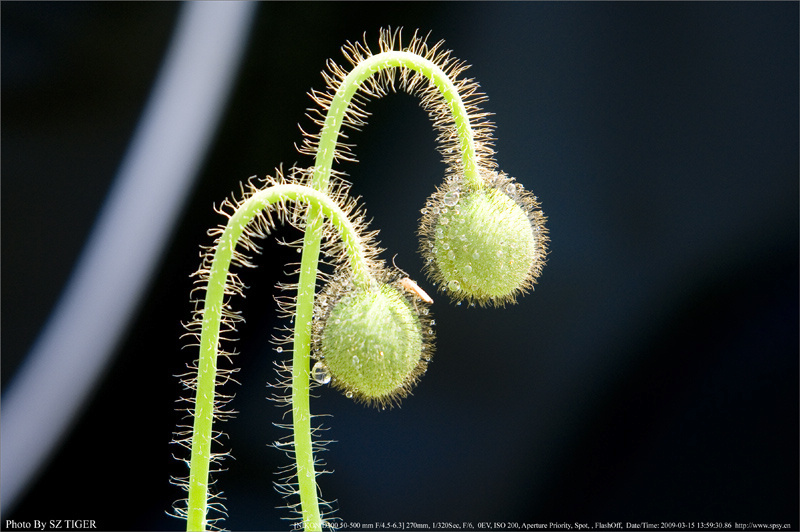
left=312, top=272, right=433, bottom=407
left=419, top=169, right=548, bottom=306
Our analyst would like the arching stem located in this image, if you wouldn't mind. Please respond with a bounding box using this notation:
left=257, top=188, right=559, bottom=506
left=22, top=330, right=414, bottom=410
left=312, top=50, right=480, bottom=191
left=294, top=49, right=481, bottom=531
left=186, top=184, right=370, bottom=532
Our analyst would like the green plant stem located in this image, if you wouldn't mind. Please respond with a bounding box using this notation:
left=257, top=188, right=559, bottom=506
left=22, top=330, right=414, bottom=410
left=187, top=184, right=370, bottom=532
left=312, top=50, right=480, bottom=192
left=294, top=49, right=481, bottom=531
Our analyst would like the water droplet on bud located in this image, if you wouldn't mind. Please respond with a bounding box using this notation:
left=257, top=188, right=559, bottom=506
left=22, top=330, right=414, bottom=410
left=311, top=361, right=331, bottom=384
left=447, top=280, right=461, bottom=291
left=443, top=191, right=460, bottom=207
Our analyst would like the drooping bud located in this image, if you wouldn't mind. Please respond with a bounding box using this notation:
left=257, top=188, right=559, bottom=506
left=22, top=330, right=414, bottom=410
left=311, top=269, right=434, bottom=407
left=419, top=169, right=548, bottom=306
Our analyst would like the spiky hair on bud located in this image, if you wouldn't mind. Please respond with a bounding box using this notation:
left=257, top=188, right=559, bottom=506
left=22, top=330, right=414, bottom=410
left=310, top=264, right=435, bottom=409
left=297, top=27, right=497, bottom=178
left=171, top=166, right=382, bottom=526
left=418, top=167, right=549, bottom=307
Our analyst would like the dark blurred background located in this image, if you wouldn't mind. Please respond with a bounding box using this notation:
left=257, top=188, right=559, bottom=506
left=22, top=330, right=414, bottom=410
left=2, top=2, right=797, bottom=531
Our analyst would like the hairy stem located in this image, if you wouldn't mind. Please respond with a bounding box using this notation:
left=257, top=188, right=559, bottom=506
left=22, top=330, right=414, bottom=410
left=312, top=50, right=480, bottom=191
left=187, top=184, right=370, bottom=532
left=293, top=207, right=324, bottom=531
left=294, top=49, right=480, bottom=530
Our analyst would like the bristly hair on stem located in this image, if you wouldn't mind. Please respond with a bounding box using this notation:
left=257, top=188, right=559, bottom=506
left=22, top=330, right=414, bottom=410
left=170, top=167, right=384, bottom=530
left=298, top=27, right=499, bottom=185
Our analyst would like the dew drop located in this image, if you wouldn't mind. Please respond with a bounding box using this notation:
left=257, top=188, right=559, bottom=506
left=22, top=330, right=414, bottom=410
left=447, top=280, right=461, bottom=291
left=443, top=191, right=460, bottom=207
left=275, top=346, right=283, bottom=353
left=505, top=183, right=517, bottom=196
left=472, top=250, right=480, bottom=260
left=441, top=241, right=450, bottom=251
left=352, top=355, right=360, bottom=366
left=311, top=361, right=331, bottom=384
left=420, top=208, right=428, bottom=215
left=447, top=250, right=455, bottom=260
left=440, top=216, right=449, bottom=225
left=463, top=264, right=473, bottom=274
left=345, top=391, right=354, bottom=399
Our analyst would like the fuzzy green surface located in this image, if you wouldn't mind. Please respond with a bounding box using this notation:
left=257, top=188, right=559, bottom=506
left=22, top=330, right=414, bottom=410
left=434, top=188, right=536, bottom=300
left=321, top=284, right=422, bottom=399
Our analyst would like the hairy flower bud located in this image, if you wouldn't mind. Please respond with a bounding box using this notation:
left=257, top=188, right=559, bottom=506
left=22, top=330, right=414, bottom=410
left=312, top=270, right=434, bottom=407
left=419, top=169, right=548, bottom=306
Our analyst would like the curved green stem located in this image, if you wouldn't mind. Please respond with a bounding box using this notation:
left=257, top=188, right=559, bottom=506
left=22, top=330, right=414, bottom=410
left=294, top=49, right=481, bottom=531
left=186, top=184, right=370, bottom=532
left=312, top=50, right=480, bottom=191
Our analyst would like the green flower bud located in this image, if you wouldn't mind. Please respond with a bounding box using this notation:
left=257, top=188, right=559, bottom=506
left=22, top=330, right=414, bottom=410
left=312, top=270, right=434, bottom=408
left=419, top=169, right=548, bottom=306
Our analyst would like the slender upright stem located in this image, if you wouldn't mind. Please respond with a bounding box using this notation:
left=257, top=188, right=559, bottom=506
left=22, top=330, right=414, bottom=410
left=292, top=214, right=325, bottom=531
